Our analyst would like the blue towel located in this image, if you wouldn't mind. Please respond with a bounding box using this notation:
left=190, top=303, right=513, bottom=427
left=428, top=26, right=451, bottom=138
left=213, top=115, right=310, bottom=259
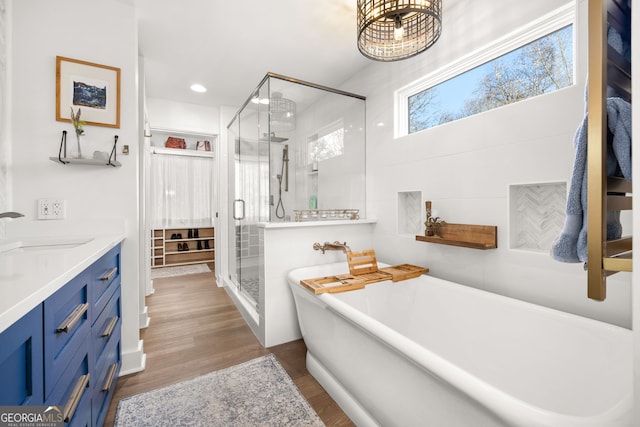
left=551, top=97, right=632, bottom=263
left=608, top=25, right=631, bottom=62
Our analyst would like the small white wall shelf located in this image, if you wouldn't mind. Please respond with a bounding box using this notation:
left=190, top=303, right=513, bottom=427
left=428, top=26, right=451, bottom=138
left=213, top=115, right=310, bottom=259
left=50, top=131, right=121, bottom=167
left=49, top=157, right=122, bottom=167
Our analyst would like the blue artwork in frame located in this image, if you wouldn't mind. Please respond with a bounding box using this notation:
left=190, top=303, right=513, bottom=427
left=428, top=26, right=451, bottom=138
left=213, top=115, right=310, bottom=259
left=56, top=56, right=120, bottom=128
left=73, top=80, right=107, bottom=109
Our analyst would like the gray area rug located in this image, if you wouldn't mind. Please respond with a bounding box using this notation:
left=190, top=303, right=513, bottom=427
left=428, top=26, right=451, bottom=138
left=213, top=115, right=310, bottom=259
left=151, top=264, right=211, bottom=279
left=115, top=354, right=324, bottom=427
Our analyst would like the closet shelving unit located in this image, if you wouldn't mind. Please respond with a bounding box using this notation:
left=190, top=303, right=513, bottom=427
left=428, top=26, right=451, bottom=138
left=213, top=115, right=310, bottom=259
left=151, top=227, right=215, bottom=268
left=586, top=0, right=632, bottom=300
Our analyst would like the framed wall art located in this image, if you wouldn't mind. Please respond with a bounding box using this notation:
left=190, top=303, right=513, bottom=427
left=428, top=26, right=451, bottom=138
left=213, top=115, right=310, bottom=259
left=56, top=56, right=121, bottom=128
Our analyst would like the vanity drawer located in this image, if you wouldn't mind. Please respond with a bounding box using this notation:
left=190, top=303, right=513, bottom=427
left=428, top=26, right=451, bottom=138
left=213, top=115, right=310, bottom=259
left=45, top=335, right=92, bottom=427
left=90, top=245, right=121, bottom=324
left=0, top=304, right=44, bottom=406
left=92, top=334, right=121, bottom=427
left=44, top=269, right=91, bottom=399
left=91, top=288, right=121, bottom=367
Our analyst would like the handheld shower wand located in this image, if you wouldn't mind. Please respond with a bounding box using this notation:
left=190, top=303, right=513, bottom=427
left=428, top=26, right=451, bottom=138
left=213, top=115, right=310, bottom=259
left=275, top=144, right=289, bottom=219
left=283, top=144, right=289, bottom=192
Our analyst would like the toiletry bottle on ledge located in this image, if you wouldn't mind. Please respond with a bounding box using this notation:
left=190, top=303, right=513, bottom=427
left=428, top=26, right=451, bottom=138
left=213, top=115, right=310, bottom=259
left=309, top=195, right=317, bottom=209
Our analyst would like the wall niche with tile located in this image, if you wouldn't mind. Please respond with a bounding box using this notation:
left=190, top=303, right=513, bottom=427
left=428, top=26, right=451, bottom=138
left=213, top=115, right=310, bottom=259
left=509, top=182, right=566, bottom=252
left=397, top=191, right=422, bottom=235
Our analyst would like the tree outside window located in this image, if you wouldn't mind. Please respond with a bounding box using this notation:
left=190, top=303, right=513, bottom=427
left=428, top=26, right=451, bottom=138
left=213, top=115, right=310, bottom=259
left=408, top=25, right=573, bottom=134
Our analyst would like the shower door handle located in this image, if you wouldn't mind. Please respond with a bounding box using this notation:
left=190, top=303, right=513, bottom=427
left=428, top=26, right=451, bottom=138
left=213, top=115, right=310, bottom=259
left=233, top=199, right=245, bottom=220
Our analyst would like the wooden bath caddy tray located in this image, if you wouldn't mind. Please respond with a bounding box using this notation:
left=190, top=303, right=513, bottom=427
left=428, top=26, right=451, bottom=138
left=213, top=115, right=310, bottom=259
left=299, top=249, right=428, bottom=294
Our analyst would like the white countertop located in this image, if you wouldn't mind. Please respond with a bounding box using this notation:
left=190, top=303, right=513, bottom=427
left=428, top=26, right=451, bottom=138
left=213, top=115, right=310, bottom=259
left=0, top=232, right=125, bottom=333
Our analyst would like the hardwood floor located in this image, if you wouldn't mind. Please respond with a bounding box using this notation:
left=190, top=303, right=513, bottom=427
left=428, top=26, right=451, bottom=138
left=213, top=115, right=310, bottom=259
left=104, top=269, right=354, bottom=426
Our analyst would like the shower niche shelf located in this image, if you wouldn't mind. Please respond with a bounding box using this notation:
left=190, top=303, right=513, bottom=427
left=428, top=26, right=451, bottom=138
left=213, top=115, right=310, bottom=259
left=416, top=223, right=497, bottom=249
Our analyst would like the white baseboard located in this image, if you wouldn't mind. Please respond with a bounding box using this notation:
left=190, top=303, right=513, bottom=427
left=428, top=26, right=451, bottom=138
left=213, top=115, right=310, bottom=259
left=139, top=305, right=151, bottom=329
left=119, top=339, right=146, bottom=376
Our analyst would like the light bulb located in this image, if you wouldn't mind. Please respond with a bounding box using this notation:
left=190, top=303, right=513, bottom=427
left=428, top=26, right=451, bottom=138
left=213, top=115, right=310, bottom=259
left=393, top=16, right=404, bottom=41
left=190, top=83, right=207, bottom=93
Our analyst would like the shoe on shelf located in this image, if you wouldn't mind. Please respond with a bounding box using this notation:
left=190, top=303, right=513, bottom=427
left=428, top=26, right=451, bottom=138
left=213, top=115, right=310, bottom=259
left=176, top=233, right=183, bottom=239
left=197, top=241, right=202, bottom=250
left=204, top=240, right=210, bottom=250
left=183, top=242, right=189, bottom=251
left=177, top=243, right=184, bottom=251
left=171, top=233, right=177, bottom=239
left=194, top=228, right=199, bottom=238
left=188, top=229, right=193, bottom=239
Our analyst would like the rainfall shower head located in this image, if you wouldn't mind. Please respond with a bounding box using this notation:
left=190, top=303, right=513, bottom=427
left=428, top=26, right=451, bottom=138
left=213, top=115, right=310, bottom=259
left=260, top=132, right=288, bottom=143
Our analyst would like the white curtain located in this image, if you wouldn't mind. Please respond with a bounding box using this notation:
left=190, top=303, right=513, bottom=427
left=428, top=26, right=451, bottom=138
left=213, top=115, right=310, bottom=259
left=150, top=153, right=213, bottom=227
left=235, top=156, right=269, bottom=222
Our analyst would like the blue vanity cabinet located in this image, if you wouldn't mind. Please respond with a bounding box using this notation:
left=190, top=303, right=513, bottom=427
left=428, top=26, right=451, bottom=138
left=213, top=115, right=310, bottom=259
left=44, top=268, right=92, bottom=400
left=0, top=242, right=122, bottom=427
left=44, top=335, right=92, bottom=427
left=0, top=304, right=44, bottom=406
left=90, top=245, right=121, bottom=325
left=90, top=243, right=121, bottom=427
left=43, top=243, right=122, bottom=427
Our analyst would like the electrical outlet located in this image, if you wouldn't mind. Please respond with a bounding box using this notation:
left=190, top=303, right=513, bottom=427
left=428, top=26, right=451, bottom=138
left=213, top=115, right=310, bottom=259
left=38, top=199, right=66, bottom=220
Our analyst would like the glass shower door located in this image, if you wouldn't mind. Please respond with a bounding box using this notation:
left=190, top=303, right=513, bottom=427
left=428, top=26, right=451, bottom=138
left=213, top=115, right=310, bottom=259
left=228, top=86, right=269, bottom=309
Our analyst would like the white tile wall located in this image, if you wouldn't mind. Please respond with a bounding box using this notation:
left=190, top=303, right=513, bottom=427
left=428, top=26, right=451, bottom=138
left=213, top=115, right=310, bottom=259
left=336, top=0, right=631, bottom=328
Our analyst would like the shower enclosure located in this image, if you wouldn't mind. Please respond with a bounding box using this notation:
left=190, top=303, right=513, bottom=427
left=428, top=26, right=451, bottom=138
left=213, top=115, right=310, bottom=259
left=227, top=73, right=366, bottom=309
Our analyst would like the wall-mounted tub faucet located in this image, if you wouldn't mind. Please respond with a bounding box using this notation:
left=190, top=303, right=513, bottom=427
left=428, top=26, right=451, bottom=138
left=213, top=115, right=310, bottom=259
left=313, top=241, right=351, bottom=254
left=0, top=212, right=24, bottom=219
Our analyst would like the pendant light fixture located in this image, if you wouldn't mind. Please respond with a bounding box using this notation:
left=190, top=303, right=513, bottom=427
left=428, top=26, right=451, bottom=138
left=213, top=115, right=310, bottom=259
left=357, top=0, right=442, bottom=61
left=269, top=92, right=297, bottom=132
left=250, top=91, right=297, bottom=132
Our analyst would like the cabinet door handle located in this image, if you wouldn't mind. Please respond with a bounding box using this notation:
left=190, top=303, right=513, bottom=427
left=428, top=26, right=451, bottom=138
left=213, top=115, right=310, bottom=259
left=102, top=363, right=119, bottom=392
left=56, top=303, right=89, bottom=333
left=63, top=373, right=90, bottom=423
left=101, top=316, right=119, bottom=338
left=100, top=267, right=118, bottom=281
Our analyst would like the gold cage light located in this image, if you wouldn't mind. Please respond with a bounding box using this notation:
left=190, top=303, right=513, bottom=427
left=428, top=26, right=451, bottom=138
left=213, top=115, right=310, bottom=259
left=357, top=0, right=442, bottom=61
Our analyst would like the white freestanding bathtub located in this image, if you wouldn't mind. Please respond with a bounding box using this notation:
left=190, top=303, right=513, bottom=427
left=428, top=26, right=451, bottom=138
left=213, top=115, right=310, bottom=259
left=287, top=262, right=632, bottom=427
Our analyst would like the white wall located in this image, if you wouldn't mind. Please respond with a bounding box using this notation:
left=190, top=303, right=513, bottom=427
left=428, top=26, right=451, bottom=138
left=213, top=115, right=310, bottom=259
left=9, top=0, right=144, bottom=373
left=146, top=97, right=219, bottom=134
left=334, top=1, right=631, bottom=328
left=0, top=0, right=10, bottom=234
left=261, top=221, right=376, bottom=347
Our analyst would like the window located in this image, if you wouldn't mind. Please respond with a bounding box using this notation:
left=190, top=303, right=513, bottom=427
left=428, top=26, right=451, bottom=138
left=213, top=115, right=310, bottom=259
left=308, top=119, right=344, bottom=163
left=396, top=3, right=575, bottom=137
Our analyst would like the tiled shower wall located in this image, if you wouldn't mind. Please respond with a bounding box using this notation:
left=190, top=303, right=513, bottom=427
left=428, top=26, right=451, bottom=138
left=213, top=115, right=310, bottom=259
left=0, top=0, right=8, bottom=237
left=235, top=223, right=261, bottom=258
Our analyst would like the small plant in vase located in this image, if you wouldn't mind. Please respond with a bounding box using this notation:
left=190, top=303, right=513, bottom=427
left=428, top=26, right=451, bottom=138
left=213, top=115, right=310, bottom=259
left=70, top=107, right=86, bottom=158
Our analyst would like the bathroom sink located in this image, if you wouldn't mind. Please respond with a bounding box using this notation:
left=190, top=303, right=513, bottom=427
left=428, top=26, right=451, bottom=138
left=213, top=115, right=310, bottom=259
left=0, top=237, right=94, bottom=254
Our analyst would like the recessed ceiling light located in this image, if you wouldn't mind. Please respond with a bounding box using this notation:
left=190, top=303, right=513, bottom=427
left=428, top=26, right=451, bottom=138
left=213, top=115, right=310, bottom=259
left=190, top=83, right=207, bottom=93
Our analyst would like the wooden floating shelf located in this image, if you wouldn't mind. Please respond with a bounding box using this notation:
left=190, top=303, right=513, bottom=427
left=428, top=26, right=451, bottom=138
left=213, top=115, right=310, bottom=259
left=416, top=223, right=497, bottom=250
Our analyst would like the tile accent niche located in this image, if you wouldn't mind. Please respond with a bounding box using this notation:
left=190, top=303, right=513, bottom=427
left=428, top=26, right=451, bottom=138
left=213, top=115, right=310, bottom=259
left=398, top=191, right=422, bottom=235
left=509, top=182, right=566, bottom=252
